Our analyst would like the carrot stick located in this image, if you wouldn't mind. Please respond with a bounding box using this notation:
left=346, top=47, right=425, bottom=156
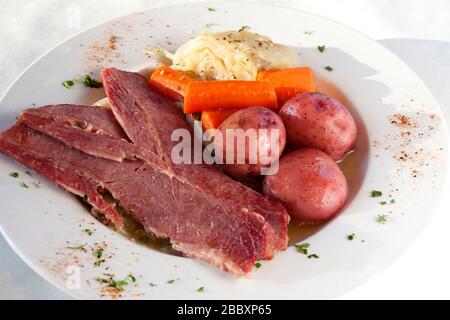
left=257, top=67, right=315, bottom=104
left=201, top=109, right=238, bottom=130
left=148, top=66, right=193, bottom=101
left=184, top=81, right=278, bottom=113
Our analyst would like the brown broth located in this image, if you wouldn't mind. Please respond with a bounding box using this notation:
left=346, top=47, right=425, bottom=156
left=120, top=213, right=182, bottom=256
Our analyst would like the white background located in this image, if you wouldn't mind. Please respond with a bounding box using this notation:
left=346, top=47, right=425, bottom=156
left=0, top=0, right=449, bottom=299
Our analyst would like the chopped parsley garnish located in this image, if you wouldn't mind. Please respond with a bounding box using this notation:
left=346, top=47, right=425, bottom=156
left=128, top=274, right=137, bottom=283
left=347, top=233, right=356, bottom=241
left=294, top=243, right=310, bottom=255
left=318, top=45, right=326, bottom=53
left=94, top=248, right=105, bottom=266
left=94, top=248, right=103, bottom=259
left=82, top=195, right=88, bottom=203
left=378, top=195, right=395, bottom=205
left=9, top=172, right=19, bottom=178
left=62, top=80, right=75, bottom=89
left=20, top=182, right=29, bottom=188
left=197, top=286, right=205, bottom=292
left=304, top=30, right=314, bottom=35
left=376, top=214, right=388, bottom=224
left=371, top=190, right=382, bottom=197
left=295, top=243, right=320, bottom=258
left=84, top=228, right=93, bottom=236
left=149, top=283, right=157, bottom=287
left=82, top=75, right=103, bottom=88
left=96, top=274, right=136, bottom=291
left=66, top=243, right=87, bottom=250
left=25, top=170, right=32, bottom=176
left=238, top=26, right=250, bottom=32
left=167, top=279, right=176, bottom=284
left=207, top=7, right=216, bottom=12
left=324, top=66, right=334, bottom=72
left=254, top=262, right=262, bottom=269
left=63, top=75, right=102, bottom=89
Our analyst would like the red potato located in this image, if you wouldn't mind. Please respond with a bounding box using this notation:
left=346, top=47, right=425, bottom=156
left=262, top=149, right=348, bottom=223
left=279, top=92, right=357, bottom=160
left=215, top=106, right=286, bottom=178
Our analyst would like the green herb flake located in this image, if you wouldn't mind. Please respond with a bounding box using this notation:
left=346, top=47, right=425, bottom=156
left=379, top=201, right=387, bottom=205
left=390, top=199, right=396, bottom=204
left=20, top=182, right=29, bottom=188
left=9, top=172, right=19, bottom=178
left=254, top=262, right=262, bottom=269
left=66, top=243, right=87, bottom=251
left=318, top=45, right=326, bottom=53
left=96, top=274, right=135, bottom=291
left=113, top=279, right=129, bottom=290
left=93, top=248, right=104, bottom=266
left=82, top=195, right=88, bottom=203
left=196, top=286, right=205, bottom=292
left=96, top=277, right=109, bottom=284
left=207, top=7, right=216, bottom=12
left=167, top=279, right=176, bottom=284
left=324, top=66, right=334, bottom=72
left=25, top=171, right=33, bottom=176
left=62, top=80, right=75, bottom=89
left=84, top=228, right=93, bottom=236
left=94, top=248, right=103, bottom=259
left=308, top=254, right=320, bottom=259
left=128, top=274, right=136, bottom=283
left=294, top=243, right=310, bottom=255
left=238, top=26, right=250, bottom=32
left=371, top=190, right=382, bottom=197
left=149, top=283, right=157, bottom=287
left=347, top=233, right=356, bottom=241
left=82, top=75, right=103, bottom=88
left=304, top=30, right=314, bottom=35
left=376, top=214, right=388, bottom=224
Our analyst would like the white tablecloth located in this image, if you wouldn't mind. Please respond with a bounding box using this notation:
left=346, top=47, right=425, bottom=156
left=0, top=0, right=449, bottom=299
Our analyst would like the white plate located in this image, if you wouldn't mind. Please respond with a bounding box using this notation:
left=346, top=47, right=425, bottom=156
left=0, top=1, right=447, bottom=299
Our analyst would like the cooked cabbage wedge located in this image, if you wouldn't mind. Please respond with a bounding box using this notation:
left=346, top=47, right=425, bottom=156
left=171, top=31, right=297, bottom=80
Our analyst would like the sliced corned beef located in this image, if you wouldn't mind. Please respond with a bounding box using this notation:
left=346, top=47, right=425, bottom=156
left=0, top=123, right=274, bottom=274
left=102, top=68, right=289, bottom=250
left=0, top=124, right=124, bottom=227
left=18, top=105, right=146, bottom=162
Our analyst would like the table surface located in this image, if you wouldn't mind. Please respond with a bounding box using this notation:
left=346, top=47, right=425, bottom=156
left=0, top=0, right=449, bottom=299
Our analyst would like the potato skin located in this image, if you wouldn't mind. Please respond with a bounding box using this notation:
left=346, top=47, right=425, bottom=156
left=279, top=92, right=357, bottom=160
left=216, top=106, right=286, bottom=178
left=262, top=149, right=348, bottom=223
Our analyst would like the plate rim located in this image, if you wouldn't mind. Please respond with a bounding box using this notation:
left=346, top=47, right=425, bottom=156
left=0, top=0, right=448, bottom=299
